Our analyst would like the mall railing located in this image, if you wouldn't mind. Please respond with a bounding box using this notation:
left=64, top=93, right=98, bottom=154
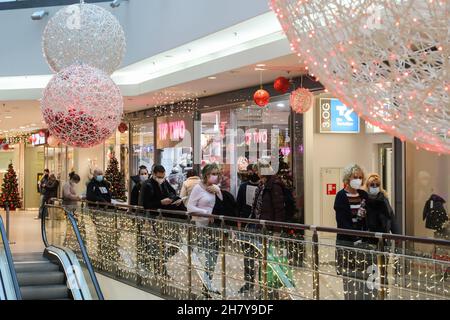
left=43, top=203, right=104, bottom=300
left=0, top=214, right=21, bottom=300
left=45, top=200, right=450, bottom=300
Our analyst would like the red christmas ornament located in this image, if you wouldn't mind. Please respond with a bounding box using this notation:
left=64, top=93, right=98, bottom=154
left=273, top=77, right=290, bottom=94
left=2, top=144, right=9, bottom=151
left=39, top=130, right=46, bottom=137
left=290, top=88, right=314, bottom=114
left=253, top=89, right=270, bottom=107
left=118, top=122, right=128, bottom=133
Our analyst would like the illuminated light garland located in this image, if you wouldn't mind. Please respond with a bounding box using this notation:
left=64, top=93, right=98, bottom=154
left=153, top=90, right=199, bottom=117
left=42, top=2, right=126, bottom=75
left=271, top=0, right=449, bottom=154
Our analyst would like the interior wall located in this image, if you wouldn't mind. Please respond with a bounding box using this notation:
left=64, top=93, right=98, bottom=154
left=24, top=145, right=44, bottom=209
left=304, top=94, right=393, bottom=229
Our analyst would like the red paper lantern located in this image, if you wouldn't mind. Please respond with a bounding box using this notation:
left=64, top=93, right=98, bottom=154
left=273, top=77, right=290, bottom=94
left=253, top=89, right=270, bottom=107
left=118, top=122, right=128, bottom=133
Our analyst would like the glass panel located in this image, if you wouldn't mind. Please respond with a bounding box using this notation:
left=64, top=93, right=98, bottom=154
left=156, top=115, right=193, bottom=194
left=45, top=205, right=100, bottom=300
left=131, top=121, right=154, bottom=175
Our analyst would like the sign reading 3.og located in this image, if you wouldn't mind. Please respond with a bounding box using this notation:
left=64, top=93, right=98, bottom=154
left=320, top=98, right=360, bottom=133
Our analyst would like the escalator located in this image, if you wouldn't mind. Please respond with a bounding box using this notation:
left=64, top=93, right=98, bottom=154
left=0, top=206, right=103, bottom=300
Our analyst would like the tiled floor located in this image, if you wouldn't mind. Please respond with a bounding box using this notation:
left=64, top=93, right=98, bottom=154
left=0, top=209, right=45, bottom=254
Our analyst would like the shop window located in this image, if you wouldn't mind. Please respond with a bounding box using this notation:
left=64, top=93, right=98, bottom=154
left=131, top=122, right=154, bottom=176
left=156, top=115, right=193, bottom=194
left=406, top=144, right=449, bottom=244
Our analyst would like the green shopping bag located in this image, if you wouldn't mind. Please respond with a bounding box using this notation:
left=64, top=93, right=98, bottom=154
left=259, top=244, right=295, bottom=289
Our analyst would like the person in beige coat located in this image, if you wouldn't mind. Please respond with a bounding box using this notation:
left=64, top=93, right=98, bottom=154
left=180, top=169, right=201, bottom=206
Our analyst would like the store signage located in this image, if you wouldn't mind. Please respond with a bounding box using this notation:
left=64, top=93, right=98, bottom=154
left=245, top=130, right=268, bottom=145
left=326, top=184, right=337, bottom=195
left=158, top=120, right=186, bottom=142
left=319, top=98, right=360, bottom=133
left=31, top=133, right=46, bottom=146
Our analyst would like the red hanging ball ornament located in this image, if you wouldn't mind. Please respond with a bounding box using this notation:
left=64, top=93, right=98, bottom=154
left=273, top=77, right=290, bottom=94
left=253, top=89, right=270, bottom=107
left=2, top=144, right=9, bottom=151
left=290, top=88, right=314, bottom=114
left=118, top=122, right=128, bottom=133
left=39, top=130, right=46, bottom=137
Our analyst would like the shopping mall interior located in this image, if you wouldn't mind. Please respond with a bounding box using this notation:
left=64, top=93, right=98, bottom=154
left=0, top=0, right=448, bottom=302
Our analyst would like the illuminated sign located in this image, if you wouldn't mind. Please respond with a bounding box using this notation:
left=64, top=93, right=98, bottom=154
left=245, top=130, right=268, bottom=145
left=158, top=120, right=186, bottom=142
left=320, top=98, right=360, bottom=133
left=32, top=133, right=46, bottom=146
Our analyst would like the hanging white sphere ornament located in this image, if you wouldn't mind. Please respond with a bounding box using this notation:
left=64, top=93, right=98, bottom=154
left=271, top=0, right=449, bottom=154
left=41, top=64, right=123, bottom=148
left=290, top=88, right=314, bottom=114
left=42, top=2, right=126, bottom=75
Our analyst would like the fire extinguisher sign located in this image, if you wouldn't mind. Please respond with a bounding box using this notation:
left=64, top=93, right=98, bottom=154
left=326, top=184, right=337, bottom=195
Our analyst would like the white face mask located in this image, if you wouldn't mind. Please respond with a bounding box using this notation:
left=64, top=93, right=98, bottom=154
left=349, top=179, right=362, bottom=190
left=140, top=175, right=149, bottom=182
left=369, top=187, right=380, bottom=195
left=155, top=177, right=165, bottom=185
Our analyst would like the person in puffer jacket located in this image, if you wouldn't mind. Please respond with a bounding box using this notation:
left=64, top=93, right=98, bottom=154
left=423, top=194, right=448, bottom=230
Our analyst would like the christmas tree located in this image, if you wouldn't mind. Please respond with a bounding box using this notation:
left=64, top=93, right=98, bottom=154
left=105, top=152, right=127, bottom=202
left=1, top=162, right=21, bottom=211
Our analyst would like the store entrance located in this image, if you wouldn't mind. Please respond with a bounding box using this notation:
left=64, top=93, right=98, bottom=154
left=24, top=145, right=44, bottom=210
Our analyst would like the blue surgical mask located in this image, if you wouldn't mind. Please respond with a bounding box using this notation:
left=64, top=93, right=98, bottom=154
left=369, top=187, right=380, bottom=195
left=96, top=175, right=104, bottom=182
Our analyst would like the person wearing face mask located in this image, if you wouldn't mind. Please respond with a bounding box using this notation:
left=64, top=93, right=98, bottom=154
left=130, top=167, right=149, bottom=206
left=180, top=169, right=201, bottom=206
left=364, top=173, right=399, bottom=237
left=139, top=165, right=186, bottom=211
left=86, top=169, right=112, bottom=204
left=36, top=169, right=50, bottom=219
left=41, top=173, right=60, bottom=219
left=334, top=164, right=370, bottom=300
left=62, top=172, right=81, bottom=210
left=187, top=163, right=223, bottom=295
left=236, top=164, right=260, bottom=294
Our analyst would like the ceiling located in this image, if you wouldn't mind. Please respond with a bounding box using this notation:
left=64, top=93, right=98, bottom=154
left=0, top=53, right=304, bottom=137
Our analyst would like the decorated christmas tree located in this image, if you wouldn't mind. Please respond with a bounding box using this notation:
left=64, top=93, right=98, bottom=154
left=105, top=152, right=127, bottom=202
left=1, top=162, right=21, bottom=211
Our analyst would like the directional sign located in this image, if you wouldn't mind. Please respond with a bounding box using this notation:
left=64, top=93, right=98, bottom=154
left=320, top=98, right=360, bottom=133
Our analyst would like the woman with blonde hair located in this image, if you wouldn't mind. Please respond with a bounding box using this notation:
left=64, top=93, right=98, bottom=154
left=364, top=173, right=399, bottom=235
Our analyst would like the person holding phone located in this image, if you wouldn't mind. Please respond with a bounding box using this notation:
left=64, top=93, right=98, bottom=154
left=139, top=164, right=186, bottom=211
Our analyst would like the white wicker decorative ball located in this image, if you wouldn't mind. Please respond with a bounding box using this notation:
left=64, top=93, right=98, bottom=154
left=41, top=64, right=123, bottom=148
left=271, top=0, right=449, bottom=154
left=42, top=3, right=126, bottom=75
left=290, top=88, right=314, bottom=114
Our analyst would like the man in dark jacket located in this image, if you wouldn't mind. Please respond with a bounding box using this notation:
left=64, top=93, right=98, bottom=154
left=36, top=169, right=50, bottom=219
left=40, top=173, right=59, bottom=219
left=86, top=169, right=112, bottom=204
left=130, top=166, right=149, bottom=206
left=138, top=165, right=186, bottom=213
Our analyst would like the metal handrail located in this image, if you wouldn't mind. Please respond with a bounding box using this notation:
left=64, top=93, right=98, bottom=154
left=74, top=199, right=450, bottom=248
left=42, top=204, right=104, bottom=300
left=0, top=215, right=22, bottom=300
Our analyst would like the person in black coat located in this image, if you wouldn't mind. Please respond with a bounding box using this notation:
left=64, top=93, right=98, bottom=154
left=86, top=169, right=112, bottom=204
left=40, top=174, right=60, bottom=219
left=130, top=167, right=149, bottom=206
left=364, top=173, right=399, bottom=236
left=138, top=165, right=186, bottom=213
left=334, top=164, right=371, bottom=300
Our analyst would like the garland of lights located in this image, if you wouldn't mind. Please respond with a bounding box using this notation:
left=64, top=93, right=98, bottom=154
left=153, top=90, right=199, bottom=117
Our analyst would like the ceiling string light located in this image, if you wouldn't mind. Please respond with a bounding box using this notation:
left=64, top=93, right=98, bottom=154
left=271, top=0, right=449, bottom=154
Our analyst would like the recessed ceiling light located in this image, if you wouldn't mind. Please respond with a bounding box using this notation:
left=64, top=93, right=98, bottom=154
left=256, top=64, right=266, bottom=67
left=277, top=103, right=285, bottom=107
left=4, top=116, right=12, bottom=119
left=208, top=77, right=217, bottom=80
left=254, top=68, right=266, bottom=71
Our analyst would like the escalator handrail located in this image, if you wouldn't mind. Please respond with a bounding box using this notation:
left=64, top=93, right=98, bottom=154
left=42, top=205, right=104, bottom=300
left=0, top=215, right=22, bottom=300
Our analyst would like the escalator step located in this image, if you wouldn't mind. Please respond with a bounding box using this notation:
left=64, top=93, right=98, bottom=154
left=12, top=252, right=47, bottom=262
left=14, top=261, right=60, bottom=273
left=17, top=271, right=65, bottom=286
left=20, top=284, right=70, bottom=300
